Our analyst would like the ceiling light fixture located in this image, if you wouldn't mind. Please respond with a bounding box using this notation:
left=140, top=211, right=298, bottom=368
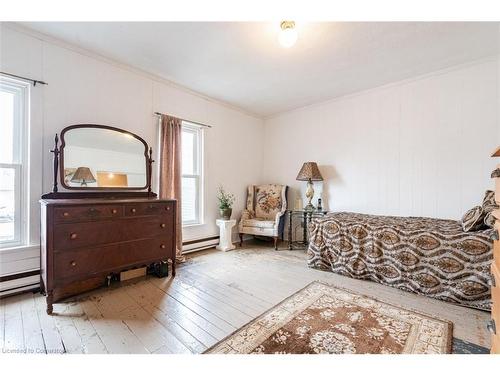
left=278, top=21, right=298, bottom=48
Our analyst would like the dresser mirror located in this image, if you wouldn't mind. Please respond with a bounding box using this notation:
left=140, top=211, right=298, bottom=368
left=59, top=125, right=150, bottom=190
left=41, top=124, right=155, bottom=199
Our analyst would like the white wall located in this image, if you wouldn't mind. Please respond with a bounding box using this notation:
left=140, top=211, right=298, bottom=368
left=1, top=22, right=499, bottom=280
left=263, top=58, right=500, bottom=220
left=0, top=24, right=264, bottom=276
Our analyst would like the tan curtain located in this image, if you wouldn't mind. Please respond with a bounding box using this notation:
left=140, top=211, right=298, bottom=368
left=159, top=114, right=185, bottom=263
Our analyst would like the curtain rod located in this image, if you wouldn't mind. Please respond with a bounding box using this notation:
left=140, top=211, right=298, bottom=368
left=154, top=111, right=212, bottom=128
left=1, top=71, right=48, bottom=86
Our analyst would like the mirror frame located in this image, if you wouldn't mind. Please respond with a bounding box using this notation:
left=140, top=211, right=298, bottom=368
left=59, top=124, right=150, bottom=191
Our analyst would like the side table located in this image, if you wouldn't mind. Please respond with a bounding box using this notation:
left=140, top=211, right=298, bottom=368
left=287, top=210, right=328, bottom=250
left=216, top=219, right=237, bottom=251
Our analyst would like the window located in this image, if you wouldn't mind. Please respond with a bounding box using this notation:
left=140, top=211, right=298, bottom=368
left=181, top=122, right=203, bottom=225
left=0, top=77, right=29, bottom=248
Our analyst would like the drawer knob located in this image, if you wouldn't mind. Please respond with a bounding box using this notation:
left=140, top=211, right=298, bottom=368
left=487, top=319, right=496, bottom=335
left=166, top=206, right=170, bottom=211
left=112, top=209, right=117, bottom=214
left=70, top=261, right=77, bottom=267
left=131, top=208, right=136, bottom=213
left=160, top=244, right=166, bottom=249
left=63, top=212, right=69, bottom=217
left=491, top=230, right=499, bottom=241
left=88, top=208, right=100, bottom=216
left=160, top=223, right=166, bottom=228
left=70, top=233, right=77, bottom=240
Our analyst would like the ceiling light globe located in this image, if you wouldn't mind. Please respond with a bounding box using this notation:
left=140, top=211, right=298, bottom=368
left=279, top=22, right=298, bottom=48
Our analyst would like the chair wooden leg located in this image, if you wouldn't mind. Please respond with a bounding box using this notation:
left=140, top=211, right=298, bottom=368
left=239, top=234, right=243, bottom=247
left=273, top=236, right=278, bottom=250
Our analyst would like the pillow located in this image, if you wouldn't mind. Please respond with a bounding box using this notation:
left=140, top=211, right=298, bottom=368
left=482, top=190, right=497, bottom=210
left=482, top=190, right=499, bottom=228
left=461, top=206, right=485, bottom=232
left=484, top=211, right=496, bottom=228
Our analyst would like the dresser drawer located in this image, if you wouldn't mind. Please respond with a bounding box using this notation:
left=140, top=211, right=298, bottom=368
left=494, top=240, right=500, bottom=273
left=495, top=178, right=500, bottom=205
left=493, top=262, right=500, bottom=293
left=492, top=334, right=500, bottom=354
left=54, top=205, right=124, bottom=223
left=491, top=263, right=500, bottom=354
left=53, top=215, right=173, bottom=251
left=492, top=263, right=500, bottom=307
left=494, top=165, right=500, bottom=204
left=53, top=237, right=173, bottom=281
left=124, top=201, right=174, bottom=217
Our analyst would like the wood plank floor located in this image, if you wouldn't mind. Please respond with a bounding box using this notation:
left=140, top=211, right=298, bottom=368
left=0, top=241, right=491, bottom=354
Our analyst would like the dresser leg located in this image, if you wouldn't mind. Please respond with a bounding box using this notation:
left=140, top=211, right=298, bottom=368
left=172, top=262, right=176, bottom=277
left=46, top=292, right=54, bottom=315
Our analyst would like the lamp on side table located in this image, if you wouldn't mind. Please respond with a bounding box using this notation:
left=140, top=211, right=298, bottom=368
left=296, top=162, right=323, bottom=211
left=216, top=219, right=237, bottom=251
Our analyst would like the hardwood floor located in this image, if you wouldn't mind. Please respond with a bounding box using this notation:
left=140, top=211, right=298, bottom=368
left=0, top=241, right=491, bottom=354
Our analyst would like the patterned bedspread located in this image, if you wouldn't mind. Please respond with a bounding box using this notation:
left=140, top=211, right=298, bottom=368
left=307, top=212, right=493, bottom=310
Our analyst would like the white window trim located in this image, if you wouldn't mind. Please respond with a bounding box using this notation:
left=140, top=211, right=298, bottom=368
left=181, top=121, right=204, bottom=227
left=0, top=163, right=21, bottom=248
left=0, top=76, right=30, bottom=250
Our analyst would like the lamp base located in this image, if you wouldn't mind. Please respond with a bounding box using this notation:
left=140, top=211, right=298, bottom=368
left=304, top=203, right=315, bottom=211
left=305, top=180, right=315, bottom=211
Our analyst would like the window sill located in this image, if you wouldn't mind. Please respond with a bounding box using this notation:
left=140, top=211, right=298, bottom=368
left=0, top=243, right=39, bottom=254
left=182, top=222, right=205, bottom=228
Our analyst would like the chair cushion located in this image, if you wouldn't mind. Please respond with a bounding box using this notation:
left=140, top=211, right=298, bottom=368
left=242, top=218, right=276, bottom=229
left=254, top=184, right=284, bottom=220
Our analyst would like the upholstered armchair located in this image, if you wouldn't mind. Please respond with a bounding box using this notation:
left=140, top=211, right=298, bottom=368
left=238, top=184, right=288, bottom=250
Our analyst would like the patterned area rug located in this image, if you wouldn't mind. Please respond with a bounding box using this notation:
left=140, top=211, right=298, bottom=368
left=452, top=338, right=489, bottom=354
left=205, top=281, right=453, bottom=354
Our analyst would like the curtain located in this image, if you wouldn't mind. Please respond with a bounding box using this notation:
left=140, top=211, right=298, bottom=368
left=159, top=114, right=185, bottom=263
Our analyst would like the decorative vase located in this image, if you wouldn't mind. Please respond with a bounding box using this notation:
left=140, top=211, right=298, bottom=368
left=219, top=208, right=232, bottom=220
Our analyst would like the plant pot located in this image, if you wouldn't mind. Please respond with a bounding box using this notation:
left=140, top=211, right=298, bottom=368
left=219, top=208, right=232, bottom=220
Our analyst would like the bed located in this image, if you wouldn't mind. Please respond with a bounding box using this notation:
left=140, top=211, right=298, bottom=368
left=307, top=212, right=494, bottom=310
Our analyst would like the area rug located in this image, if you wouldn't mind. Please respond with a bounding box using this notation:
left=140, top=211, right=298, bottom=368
left=205, top=281, right=453, bottom=354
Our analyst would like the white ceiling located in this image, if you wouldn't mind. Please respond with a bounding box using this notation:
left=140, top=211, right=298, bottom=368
left=20, top=22, right=500, bottom=117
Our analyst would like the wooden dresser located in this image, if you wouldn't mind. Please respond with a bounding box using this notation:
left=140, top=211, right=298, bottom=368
left=491, top=147, right=500, bottom=354
left=40, top=198, right=176, bottom=314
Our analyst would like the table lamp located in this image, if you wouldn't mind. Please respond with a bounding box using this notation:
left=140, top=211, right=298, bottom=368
left=296, top=162, right=323, bottom=210
left=71, top=167, right=96, bottom=187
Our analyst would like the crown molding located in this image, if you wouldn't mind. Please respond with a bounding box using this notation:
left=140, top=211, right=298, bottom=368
left=3, top=22, right=263, bottom=120
left=265, top=54, right=499, bottom=120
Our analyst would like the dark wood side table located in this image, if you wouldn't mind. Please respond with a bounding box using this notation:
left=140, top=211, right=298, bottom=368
left=287, top=209, right=328, bottom=250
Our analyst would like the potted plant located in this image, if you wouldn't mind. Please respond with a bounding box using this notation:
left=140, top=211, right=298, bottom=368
left=217, top=186, right=235, bottom=220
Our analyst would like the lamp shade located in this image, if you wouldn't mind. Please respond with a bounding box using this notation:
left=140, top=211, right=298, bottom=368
left=71, top=167, right=96, bottom=184
left=296, top=162, right=323, bottom=181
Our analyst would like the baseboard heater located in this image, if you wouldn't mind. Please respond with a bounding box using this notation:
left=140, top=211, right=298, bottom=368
left=0, top=270, right=40, bottom=298
left=182, top=236, right=220, bottom=254
left=182, top=234, right=249, bottom=254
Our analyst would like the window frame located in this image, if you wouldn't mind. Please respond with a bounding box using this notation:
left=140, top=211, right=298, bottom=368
left=181, top=121, right=204, bottom=227
left=0, top=76, right=30, bottom=250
